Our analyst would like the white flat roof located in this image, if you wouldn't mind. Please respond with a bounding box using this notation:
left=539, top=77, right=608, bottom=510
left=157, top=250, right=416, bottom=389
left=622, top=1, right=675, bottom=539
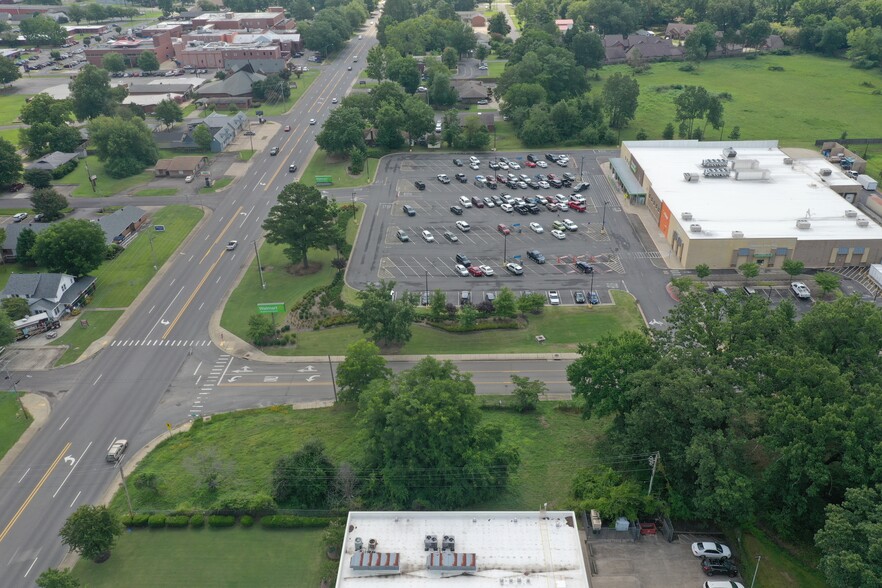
left=337, top=511, right=589, bottom=587
left=626, top=140, right=882, bottom=241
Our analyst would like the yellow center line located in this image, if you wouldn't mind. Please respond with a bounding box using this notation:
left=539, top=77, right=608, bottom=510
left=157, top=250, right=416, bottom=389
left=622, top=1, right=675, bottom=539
left=0, top=442, right=71, bottom=543
left=163, top=249, right=227, bottom=339
left=199, top=206, right=243, bottom=264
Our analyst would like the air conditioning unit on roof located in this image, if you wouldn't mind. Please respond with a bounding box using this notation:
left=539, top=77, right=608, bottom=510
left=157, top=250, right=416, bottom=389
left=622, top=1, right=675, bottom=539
left=681, top=212, right=693, bottom=221
left=732, top=230, right=744, bottom=238
left=845, top=210, right=858, bottom=218
left=690, top=223, right=702, bottom=233
left=856, top=218, right=870, bottom=227
left=796, top=219, right=812, bottom=229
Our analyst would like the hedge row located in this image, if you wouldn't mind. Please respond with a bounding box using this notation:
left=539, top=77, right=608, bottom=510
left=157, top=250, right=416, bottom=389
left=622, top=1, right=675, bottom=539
left=260, top=515, right=331, bottom=529
left=425, top=319, right=520, bottom=333
left=122, top=513, right=332, bottom=529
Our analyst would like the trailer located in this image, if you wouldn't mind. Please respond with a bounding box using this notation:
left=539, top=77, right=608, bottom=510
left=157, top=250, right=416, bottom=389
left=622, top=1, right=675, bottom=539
left=857, top=175, right=878, bottom=191
left=870, top=264, right=882, bottom=290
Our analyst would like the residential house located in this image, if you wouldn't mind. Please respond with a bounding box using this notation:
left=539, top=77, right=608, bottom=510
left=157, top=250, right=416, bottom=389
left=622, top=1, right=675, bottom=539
left=200, top=111, right=248, bottom=152
left=153, top=156, right=208, bottom=177
left=451, top=79, right=487, bottom=104
left=0, top=273, right=97, bottom=320
left=152, top=126, right=199, bottom=150
left=1, top=222, right=52, bottom=262
left=603, top=34, right=684, bottom=63
left=195, top=69, right=266, bottom=109
left=97, top=206, right=148, bottom=244
left=28, top=151, right=79, bottom=172
left=665, top=22, right=695, bottom=40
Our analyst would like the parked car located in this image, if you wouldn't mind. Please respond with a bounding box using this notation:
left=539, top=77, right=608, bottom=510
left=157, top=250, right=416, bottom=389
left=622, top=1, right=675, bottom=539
left=497, top=223, right=511, bottom=235
left=455, top=253, right=471, bottom=266
left=184, top=175, right=194, bottom=183
left=575, top=261, right=594, bottom=274
left=692, top=543, right=733, bottom=559
left=450, top=205, right=464, bottom=215
left=483, top=196, right=495, bottom=208
left=505, top=262, right=523, bottom=275
left=454, top=264, right=469, bottom=276
left=403, top=204, right=416, bottom=216
left=437, top=173, right=450, bottom=184
left=527, top=250, right=546, bottom=264
left=455, top=220, right=471, bottom=232
left=547, top=290, right=561, bottom=305
left=453, top=158, right=463, bottom=166
left=479, top=264, right=495, bottom=276
left=704, top=582, right=744, bottom=588
left=563, top=218, right=578, bottom=231
left=471, top=196, right=485, bottom=208
left=467, top=265, right=484, bottom=277
left=421, top=230, right=435, bottom=242
left=572, top=181, right=591, bottom=192
left=500, top=203, right=514, bottom=213
left=396, top=230, right=409, bottom=242
left=444, top=230, right=458, bottom=242
left=574, top=291, right=587, bottom=304
left=551, top=229, right=567, bottom=240
left=12, top=212, right=27, bottom=223
left=588, top=291, right=600, bottom=304
left=414, top=180, right=426, bottom=190
left=701, top=558, right=739, bottom=578
left=458, top=195, right=473, bottom=208
left=568, top=201, right=587, bottom=212
left=791, top=281, right=811, bottom=299
left=529, top=222, right=543, bottom=233
left=455, top=173, right=467, bottom=183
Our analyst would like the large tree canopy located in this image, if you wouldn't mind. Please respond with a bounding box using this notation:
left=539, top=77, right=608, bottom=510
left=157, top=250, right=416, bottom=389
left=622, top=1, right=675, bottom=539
left=32, top=219, right=107, bottom=276
left=87, top=115, right=158, bottom=178
left=262, top=182, right=340, bottom=269
left=69, top=65, right=114, bottom=120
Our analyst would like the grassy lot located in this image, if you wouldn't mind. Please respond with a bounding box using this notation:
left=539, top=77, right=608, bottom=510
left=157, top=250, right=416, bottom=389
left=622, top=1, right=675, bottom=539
left=0, top=93, right=29, bottom=125
left=51, top=310, right=124, bottom=366
left=301, top=150, right=377, bottom=188
left=737, top=526, right=827, bottom=588
left=134, top=188, right=177, bottom=197
left=156, top=148, right=214, bottom=160
left=220, top=206, right=363, bottom=338
left=243, top=70, right=319, bottom=117
left=199, top=176, right=233, bottom=193
left=89, top=205, right=204, bottom=308
left=73, top=528, right=325, bottom=588
left=55, top=155, right=153, bottom=198
left=181, top=103, right=198, bottom=116
left=0, top=393, right=30, bottom=462
left=0, top=128, right=20, bottom=147
left=481, top=59, right=506, bottom=78
left=238, top=149, right=255, bottom=161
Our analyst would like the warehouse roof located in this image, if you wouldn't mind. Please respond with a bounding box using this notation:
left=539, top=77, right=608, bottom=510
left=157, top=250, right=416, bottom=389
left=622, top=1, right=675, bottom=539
left=625, top=140, right=882, bottom=241
left=336, top=511, right=588, bottom=587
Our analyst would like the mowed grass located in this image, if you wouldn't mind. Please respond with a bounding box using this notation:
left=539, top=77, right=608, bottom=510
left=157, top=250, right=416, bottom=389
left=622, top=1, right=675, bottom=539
left=738, top=526, right=827, bottom=588
left=301, top=150, right=377, bottom=188
left=243, top=70, right=319, bottom=117
left=594, top=54, right=882, bottom=148
left=0, top=393, right=31, bottom=462
left=51, top=310, right=124, bottom=366
left=481, top=59, right=506, bottom=78
left=0, top=93, right=30, bottom=125
left=55, top=155, right=153, bottom=198
left=89, top=205, right=204, bottom=308
left=0, top=128, right=20, bottom=147
left=272, top=290, right=641, bottom=356
left=73, top=528, right=325, bottom=588
left=199, top=176, right=233, bottom=193
left=109, top=401, right=599, bottom=514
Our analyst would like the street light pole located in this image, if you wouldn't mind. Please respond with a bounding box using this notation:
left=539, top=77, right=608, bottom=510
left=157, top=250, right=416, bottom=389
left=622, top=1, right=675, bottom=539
left=601, top=201, right=608, bottom=233
left=351, top=190, right=356, bottom=206
left=580, top=155, right=585, bottom=182
left=503, top=232, right=507, bottom=264
left=147, top=230, right=158, bottom=271
left=749, top=555, right=762, bottom=588
left=424, top=271, right=429, bottom=298
left=253, top=240, right=266, bottom=289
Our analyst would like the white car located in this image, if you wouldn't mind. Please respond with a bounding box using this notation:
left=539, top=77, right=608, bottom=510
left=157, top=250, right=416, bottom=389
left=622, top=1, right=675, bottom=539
left=704, top=582, right=745, bottom=588
left=570, top=194, right=586, bottom=204
left=536, top=195, right=548, bottom=205
left=459, top=195, right=473, bottom=208
left=225, top=240, right=238, bottom=251
left=331, top=97, right=338, bottom=103
left=505, top=262, right=523, bottom=275
left=482, top=196, right=495, bottom=208
left=454, top=264, right=469, bottom=277
left=536, top=160, right=548, bottom=168
left=538, top=181, right=550, bottom=189
left=551, top=229, right=567, bottom=240
left=479, top=264, right=494, bottom=276
left=437, top=173, right=450, bottom=183
left=455, top=220, right=471, bottom=232
left=309, top=118, right=316, bottom=125
left=469, top=156, right=480, bottom=164
left=184, top=175, right=194, bottom=183
left=500, top=203, right=514, bottom=213
left=469, top=162, right=480, bottom=170
left=421, top=230, right=435, bottom=242
left=509, top=161, right=521, bottom=170
left=547, top=290, right=561, bottom=305
left=12, top=212, right=28, bottom=222
left=416, top=86, right=428, bottom=92
left=691, top=542, right=732, bottom=559
left=563, top=218, right=578, bottom=231
left=529, top=222, right=544, bottom=233
left=791, top=281, right=811, bottom=299
left=498, top=161, right=509, bottom=170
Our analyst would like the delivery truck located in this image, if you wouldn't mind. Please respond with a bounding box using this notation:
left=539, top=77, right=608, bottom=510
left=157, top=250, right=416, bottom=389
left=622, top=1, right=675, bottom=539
left=858, top=175, right=878, bottom=191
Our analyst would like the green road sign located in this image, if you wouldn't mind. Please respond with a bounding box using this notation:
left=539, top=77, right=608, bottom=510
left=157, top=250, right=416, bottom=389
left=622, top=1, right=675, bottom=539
left=315, top=175, right=333, bottom=186
left=257, top=302, right=285, bottom=314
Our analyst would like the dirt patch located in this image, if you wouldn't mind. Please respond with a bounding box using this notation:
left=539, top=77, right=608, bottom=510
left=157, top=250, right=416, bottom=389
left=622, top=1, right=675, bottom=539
left=286, top=261, right=324, bottom=276
left=2, top=347, right=66, bottom=370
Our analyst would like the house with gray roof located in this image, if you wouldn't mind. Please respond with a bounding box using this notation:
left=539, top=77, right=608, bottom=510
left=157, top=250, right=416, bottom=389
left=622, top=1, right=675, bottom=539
left=2, top=222, right=52, bottom=263
left=0, top=273, right=97, bottom=320
left=29, top=151, right=79, bottom=172
left=196, top=69, right=266, bottom=109
left=97, top=206, right=148, bottom=244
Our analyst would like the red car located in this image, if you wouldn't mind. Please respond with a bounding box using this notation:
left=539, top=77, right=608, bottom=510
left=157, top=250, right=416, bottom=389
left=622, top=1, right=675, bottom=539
left=497, top=223, right=511, bottom=235
left=467, top=266, right=484, bottom=277
left=525, top=160, right=536, bottom=167
left=568, top=200, right=586, bottom=212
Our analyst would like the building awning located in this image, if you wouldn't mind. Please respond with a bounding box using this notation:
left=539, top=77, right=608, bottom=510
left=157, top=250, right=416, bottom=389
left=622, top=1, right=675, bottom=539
left=610, top=158, right=646, bottom=196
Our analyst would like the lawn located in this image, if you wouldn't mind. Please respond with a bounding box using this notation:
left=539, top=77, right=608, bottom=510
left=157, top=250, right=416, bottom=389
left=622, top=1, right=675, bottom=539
left=270, top=290, right=641, bottom=355
left=301, top=150, right=377, bottom=188
left=73, top=528, right=326, bottom=588
left=199, top=176, right=233, bottom=193
left=481, top=60, right=507, bottom=79
left=0, top=128, right=20, bottom=148
left=220, top=205, right=363, bottom=338
left=51, top=310, right=124, bottom=366
left=134, top=188, right=177, bottom=197
left=0, top=393, right=30, bottom=462
left=0, top=93, right=30, bottom=125
left=55, top=155, right=153, bottom=198
left=243, top=70, right=319, bottom=117
left=89, top=205, right=204, bottom=308
left=238, top=149, right=255, bottom=161
left=737, top=526, right=827, bottom=588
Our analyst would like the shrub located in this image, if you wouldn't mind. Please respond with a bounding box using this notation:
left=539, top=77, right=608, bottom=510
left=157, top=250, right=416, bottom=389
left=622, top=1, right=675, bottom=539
left=128, top=514, right=150, bottom=527
left=105, top=243, right=125, bottom=260
left=189, top=514, right=205, bottom=528
left=51, top=159, right=78, bottom=179
left=165, top=515, right=189, bottom=528
left=678, top=63, right=695, bottom=72
left=212, top=491, right=276, bottom=515
left=260, top=515, right=331, bottom=529
left=240, top=515, right=254, bottom=527
left=147, top=514, right=167, bottom=528
left=425, top=320, right=520, bottom=333
left=767, top=65, right=784, bottom=71
left=208, top=515, right=236, bottom=528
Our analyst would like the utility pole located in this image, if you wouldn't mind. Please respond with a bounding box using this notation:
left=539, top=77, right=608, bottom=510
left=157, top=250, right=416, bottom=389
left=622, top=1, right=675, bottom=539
left=647, top=452, right=660, bottom=496
left=118, top=461, right=134, bottom=518
left=3, top=362, right=25, bottom=414
left=327, top=355, right=338, bottom=402
left=253, top=240, right=266, bottom=289
left=749, top=555, right=762, bottom=588
left=503, top=232, right=507, bottom=264
left=601, top=201, right=608, bottom=234
left=148, top=230, right=157, bottom=271
left=424, top=271, right=429, bottom=299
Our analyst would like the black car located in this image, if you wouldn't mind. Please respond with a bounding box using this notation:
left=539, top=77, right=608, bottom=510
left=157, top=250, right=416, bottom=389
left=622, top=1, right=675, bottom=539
left=450, top=205, right=464, bottom=215
left=575, top=261, right=594, bottom=274
left=527, top=249, right=546, bottom=264
left=455, top=173, right=467, bottom=183
left=527, top=204, right=540, bottom=214
left=489, top=161, right=500, bottom=170
left=455, top=253, right=471, bottom=267
left=403, top=204, right=416, bottom=216
left=486, top=180, right=498, bottom=189
left=527, top=153, right=537, bottom=162
left=574, top=291, right=587, bottom=304
left=701, top=557, right=738, bottom=578
left=549, top=179, right=563, bottom=188
left=414, top=180, right=426, bottom=190
left=572, top=182, right=591, bottom=192
left=453, top=158, right=463, bottom=166
left=513, top=204, right=529, bottom=215
left=545, top=153, right=558, bottom=162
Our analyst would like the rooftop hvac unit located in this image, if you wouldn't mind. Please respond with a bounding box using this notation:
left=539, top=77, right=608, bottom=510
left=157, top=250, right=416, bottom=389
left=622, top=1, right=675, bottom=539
left=701, top=158, right=728, bottom=168
left=683, top=172, right=699, bottom=182
left=856, top=218, right=870, bottom=227
left=442, top=535, right=456, bottom=552
left=690, top=223, right=702, bottom=233
left=681, top=212, right=693, bottom=221
left=819, top=168, right=832, bottom=176
left=783, top=157, right=793, bottom=165
left=796, top=219, right=812, bottom=229
left=424, top=535, right=438, bottom=551
left=845, top=210, right=858, bottom=218
left=723, top=147, right=737, bottom=158
left=732, top=230, right=744, bottom=238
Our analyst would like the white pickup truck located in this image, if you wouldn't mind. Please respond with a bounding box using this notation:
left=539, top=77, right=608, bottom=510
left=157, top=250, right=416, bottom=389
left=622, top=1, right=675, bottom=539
left=106, top=439, right=128, bottom=463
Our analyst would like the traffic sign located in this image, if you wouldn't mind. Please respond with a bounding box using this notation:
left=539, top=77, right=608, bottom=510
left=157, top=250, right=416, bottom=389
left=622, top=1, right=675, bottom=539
left=257, top=302, right=285, bottom=314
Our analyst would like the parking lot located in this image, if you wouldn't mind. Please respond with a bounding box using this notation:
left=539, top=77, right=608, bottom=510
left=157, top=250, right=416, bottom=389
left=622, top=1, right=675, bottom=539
left=350, top=152, right=671, bottom=308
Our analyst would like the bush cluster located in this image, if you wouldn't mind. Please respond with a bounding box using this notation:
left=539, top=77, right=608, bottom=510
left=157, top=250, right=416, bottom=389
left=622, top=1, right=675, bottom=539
left=290, top=270, right=345, bottom=321
left=208, top=515, right=236, bottom=528
left=189, top=514, right=205, bottom=528
left=147, top=514, right=166, bottom=528
left=122, top=514, right=150, bottom=527
left=240, top=515, right=254, bottom=527
left=211, top=491, right=276, bottom=515
left=165, top=515, right=189, bottom=528
left=260, top=515, right=331, bottom=529
left=425, top=320, right=520, bottom=333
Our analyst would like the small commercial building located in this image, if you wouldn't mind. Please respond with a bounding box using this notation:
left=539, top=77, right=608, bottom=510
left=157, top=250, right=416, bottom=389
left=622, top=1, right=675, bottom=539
left=336, top=510, right=588, bottom=587
left=619, top=140, right=882, bottom=269
left=153, top=156, right=208, bottom=177
left=97, top=205, right=148, bottom=244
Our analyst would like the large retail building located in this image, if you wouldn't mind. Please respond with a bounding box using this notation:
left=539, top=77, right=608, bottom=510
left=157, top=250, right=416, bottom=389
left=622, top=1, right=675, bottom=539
left=613, top=140, right=881, bottom=269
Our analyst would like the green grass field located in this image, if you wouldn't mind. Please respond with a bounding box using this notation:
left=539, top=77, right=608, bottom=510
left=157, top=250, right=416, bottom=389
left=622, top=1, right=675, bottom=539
left=481, top=60, right=506, bottom=79
left=0, top=128, right=20, bottom=148
left=51, top=310, right=124, bottom=366
left=301, top=151, right=377, bottom=189
left=199, top=176, right=233, bottom=193
left=55, top=156, right=153, bottom=198
left=0, top=393, right=30, bottom=462
left=89, top=205, right=204, bottom=308
left=243, top=70, right=319, bottom=117
left=738, top=526, right=827, bottom=588
left=0, top=93, right=29, bottom=125
left=238, top=149, right=255, bottom=161
left=72, top=528, right=326, bottom=588
left=134, top=188, right=177, bottom=197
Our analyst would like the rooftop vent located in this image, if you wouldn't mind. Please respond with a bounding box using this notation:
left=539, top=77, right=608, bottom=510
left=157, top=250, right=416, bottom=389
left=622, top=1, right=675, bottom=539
left=355, top=537, right=363, bottom=552
left=724, top=147, right=737, bottom=158
left=703, top=168, right=731, bottom=178
left=856, top=217, right=870, bottom=227
left=424, top=535, right=438, bottom=551
left=681, top=212, right=693, bottom=221
left=819, top=168, right=832, bottom=176
left=701, top=158, right=728, bottom=168
left=683, top=172, right=699, bottom=182
left=796, top=219, right=812, bottom=229
left=732, top=230, right=744, bottom=238
left=442, top=535, right=455, bottom=552
left=783, top=157, right=793, bottom=165
left=426, top=551, right=477, bottom=573
left=845, top=210, right=858, bottom=218
left=690, top=223, right=702, bottom=233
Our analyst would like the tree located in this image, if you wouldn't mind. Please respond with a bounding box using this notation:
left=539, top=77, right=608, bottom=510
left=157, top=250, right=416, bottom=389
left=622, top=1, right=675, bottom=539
left=358, top=357, right=519, bottom=507
left=816, top=484, right=882, bottom=587
left=69, top=65, right=113, bottom=120
left=20, top=16, right=67, bottom=46
left=674, top=85, right=712, bottom=138
left=782, top=258, right=805, bottom=277
left=458, top=304, right=478, bottom=328
left=154, top=99, right=183, bottom=129
left=352, top=280, right=417, bottom=346
left=20, top=95, right=71, bottom=127
left=375, top=102, right=405, bottom=149
left=271, top=439, right=336, bottom=507
left=488, top=12, right=511, bottom=36
left=32, top=219, right=107, bottom=276
left=685, top=22, right=718, bottom=61
left=1, top=296, right=30, bottom=320
left=101, top=53, right=126, bottom=73
left=137, top=50, right=159, bottom=72
left=569, top=30, right=605, bottom=69
left=183, top=447, right=234, bottom=493
left=494, top=287, right=517, bottom=318
left=0, top=56, right=21, bottom=85
left=401, top=95, right=434, bottom=143
left=336, top=339, right=391, bottom=402
left=519, top=106, right=557, bottom=146
left=366, top=45, right=394, bottom=81
left=476, top=44, right=490, bottom=61
left=247, top=314, right=274, bottom=345
left=739, top=262, right=759, bottom=283
left=0, top=311, right=14, bottom=346
left=442, top=47, right=458, bottom=70
left=440, top=109, right=462, bottom=148
left=31, top=188, right=67, bottom=221
left=387, top=56, right=420, bottom=94
left=429, top=289, right=448, bottom=320
left=571, top=465, right=660, bottom=521
left=0, top=138, right=22, bottom=187
left=262, top=182, right=339, bottom=270
left=662, top=122, right=675, bottom=140
left=510, top=375, right=545, bottom=412
left=88, top=116, right=159, bottom=178
left=16, top=227, right=37, bottom=266
left=742, top=19, right=772, bottom=49
left=517, top=292, right=545, bottom=315
left=59, top=505, right=122, bottom=562
left=815, top=272, right=841, bottom=298
left=36, top=568, right=81, bottom=588
left=428, top=69, right=458, bottom=107
left=695, top=263, right=711, bottom=280
left=455, top=115, right=489, bottom=150
left=23, top=168, right=52, bottom=189
left=316, top=107, right=366, bottom=156
left=252, top=74, right=290, bottom=103
left=192, top=124, right=213, bottom=151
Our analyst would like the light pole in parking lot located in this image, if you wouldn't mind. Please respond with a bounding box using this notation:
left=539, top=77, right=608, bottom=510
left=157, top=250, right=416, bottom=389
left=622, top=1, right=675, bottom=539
left=351, top=190, right=356, bottom=206
left=601, top=201, right=608, bottom=234
left=580, top=156, right=584, bottom=182
left=589, top=271, right=595, bottom=296
left=424, top=271, right=429, bottom=297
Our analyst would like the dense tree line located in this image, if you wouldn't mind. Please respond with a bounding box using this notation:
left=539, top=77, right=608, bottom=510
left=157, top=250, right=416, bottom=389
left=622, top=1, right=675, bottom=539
left=376, top=0, right=477, bottom=56
left=566, top=287, right=882, bottom=586
left=300, top=0, right=370, bottom=55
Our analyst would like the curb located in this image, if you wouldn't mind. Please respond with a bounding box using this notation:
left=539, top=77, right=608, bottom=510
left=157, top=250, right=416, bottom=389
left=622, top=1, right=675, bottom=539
left=0, top=394, right=50, bottom=480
